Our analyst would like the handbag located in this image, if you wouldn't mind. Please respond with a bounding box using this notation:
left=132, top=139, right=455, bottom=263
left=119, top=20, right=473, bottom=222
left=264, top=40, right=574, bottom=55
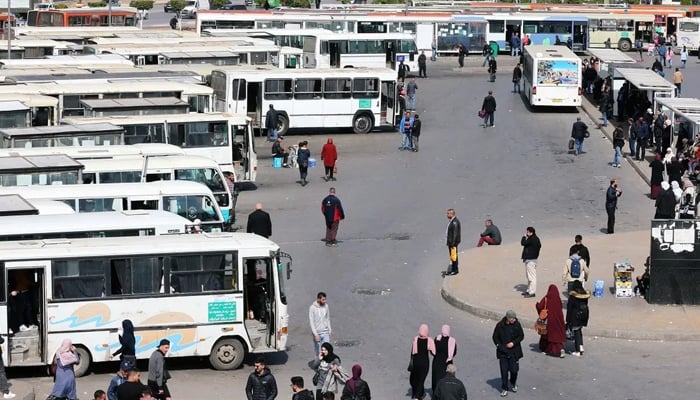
left=478, top=109, right=486, bottom=118
left=312, top=371, right=320, bottom=386
left=333, top=166, right=338, bottom=175
left=534, top=298, right=548, bottom=336
left=49, top=359, right=57, bottom=376
left=568, top=138, right=575, bottom=150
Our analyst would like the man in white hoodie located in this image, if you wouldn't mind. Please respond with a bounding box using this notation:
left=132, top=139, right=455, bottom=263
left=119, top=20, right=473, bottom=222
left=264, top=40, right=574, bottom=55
left=309, top=292, right=332, bottom=357
left=562, top=253, right=589, bottom=293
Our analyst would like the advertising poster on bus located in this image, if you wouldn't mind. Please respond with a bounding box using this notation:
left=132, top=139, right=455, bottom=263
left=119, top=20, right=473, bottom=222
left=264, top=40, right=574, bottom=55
left=536, top=59, right=579, bottom=86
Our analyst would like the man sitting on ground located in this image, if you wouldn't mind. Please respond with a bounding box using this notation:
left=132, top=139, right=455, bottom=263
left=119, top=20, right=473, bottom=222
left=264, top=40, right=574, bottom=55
left=477, top=219, right=502, bottom=247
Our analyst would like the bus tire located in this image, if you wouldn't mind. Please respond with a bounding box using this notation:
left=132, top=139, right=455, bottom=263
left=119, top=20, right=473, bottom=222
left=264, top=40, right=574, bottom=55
left=276, top=115, right=289, bottom=136
left=352, top=113, right=374, bottom=134
left=618, top=39, right=632, bottom=52
left=73, top=346, right=91, bottom=377
left=209, top=338, right=246, bottom=370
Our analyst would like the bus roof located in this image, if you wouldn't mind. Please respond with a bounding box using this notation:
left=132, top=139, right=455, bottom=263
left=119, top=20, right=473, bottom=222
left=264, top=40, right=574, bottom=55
left=212, top=28, right=417, bottom=40
left=524, top=45, right=579, bottom=59
left=0, top=180, right=217, bottom=200
left=0, top=123, right=124, bottom=138
left=80, top=97, right=189, bottom=110
left=615, top=68, right=677, bottom=92
left=586, top=48, right=637, bottom=65
left=0, top=210, right=191, bottom=237
left=0, top=144, right=185, bottom=159
left=0, top=80, right=213, bottom=97
left=212, top=66, right=398, bottom=78
left=0, top=70, right=202, bottom=85
left=0, top=54, right=134, bottom=67
left=63, top=112, right=251, bottom=125
left=0, top=194, right=39, bottom=216
left=656, top=97, right=700, bottom=126
left=81, top=154, right=224, bottom=172
left=0, top=101, right=29, bottom=112
left=0, top=154, right=83, bottom=174
left=28, top=199, right=77, bottom=215
left=0, top=232, right=279, bottom=260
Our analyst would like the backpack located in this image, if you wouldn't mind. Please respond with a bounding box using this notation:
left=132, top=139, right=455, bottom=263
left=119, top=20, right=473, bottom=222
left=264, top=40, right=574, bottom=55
left=570, top=258, right=582, bottom=279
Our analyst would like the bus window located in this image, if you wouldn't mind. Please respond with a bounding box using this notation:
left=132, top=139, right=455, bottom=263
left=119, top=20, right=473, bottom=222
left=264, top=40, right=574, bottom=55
left=168, top=253, right=230, bottom=293
left=124, top=124, right=165, bottom=145
left=324, top=78, right=352, bottom=99
left=352, top=78, right=380, bottom=99
left=110, top=256, right=163, bottom=295
left=164, top=195, right=217, bottom=222
left=294, top=79, right=322, bottom=100
left=264, top=79, right=293, bottom=101
left=99, top=171, right=141, bottom=184
left=53, top=259, right=106, bottom=299
left=79, top=198, right=119, bottom=212
left=146, top=173, right=171, bottom=182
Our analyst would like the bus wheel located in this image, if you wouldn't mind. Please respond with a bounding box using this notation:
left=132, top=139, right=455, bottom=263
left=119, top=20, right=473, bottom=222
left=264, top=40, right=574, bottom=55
left=352, top=113, right=373, bottom=134
left=209, top=338, right=246, bottom=370
left=618, top=39, right=632, bottom=52
left=276, top=115, right=289, bottom=136
left=73, top=346, right=91, bottom=377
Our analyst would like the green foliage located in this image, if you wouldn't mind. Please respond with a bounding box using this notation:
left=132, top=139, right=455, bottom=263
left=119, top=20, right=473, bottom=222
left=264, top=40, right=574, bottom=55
left=680, top=0, right=693, bottom=5
left=282, top=0, right=310, bottom=7
left=169, top=0, right=187, bottom=10
left=339, top=0, right=352, bottom=3
left=129, top=0, right=154, bottom=9
left=55, top=2, right=69, bottom=8
left=211, top=0, right=230, bottom=8
left=88, top=1, right=107, bottom=6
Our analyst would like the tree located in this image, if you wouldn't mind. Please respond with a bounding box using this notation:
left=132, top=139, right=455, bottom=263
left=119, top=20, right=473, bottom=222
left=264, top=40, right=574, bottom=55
left=55, top=3, right=69, bottom=8
left=211, top=0, right=230, bottom=8
left=169, top=0, right=187, bottom=11
left=88, top=1, right=107, bottom=6
left=129, top=0, right=154, bottom=9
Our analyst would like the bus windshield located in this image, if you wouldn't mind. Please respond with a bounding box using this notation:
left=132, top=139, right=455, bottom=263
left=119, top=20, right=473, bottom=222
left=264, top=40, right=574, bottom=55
left=174, top=168, right=228, bottom=205
left=164, top=194, right=218, bottom=222
left=167, top=121, right=229, bottom=148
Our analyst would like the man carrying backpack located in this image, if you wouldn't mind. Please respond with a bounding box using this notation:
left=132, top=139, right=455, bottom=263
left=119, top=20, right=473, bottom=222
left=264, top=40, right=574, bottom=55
left=562, top=252, right=589, bottom=293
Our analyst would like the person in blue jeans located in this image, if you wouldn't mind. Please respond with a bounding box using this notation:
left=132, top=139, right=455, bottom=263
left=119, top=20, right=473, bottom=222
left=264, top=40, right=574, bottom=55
left=571, top=117, right=588, bottom=155
left=510, top=33, right=521, bottom=56
left=612, top=127, right=625, bottom=168
left=599, top=87, right=611, bottom=127
left=627, top=118, right=637, bottom=158
left=398, top=111, right=414, bottom=150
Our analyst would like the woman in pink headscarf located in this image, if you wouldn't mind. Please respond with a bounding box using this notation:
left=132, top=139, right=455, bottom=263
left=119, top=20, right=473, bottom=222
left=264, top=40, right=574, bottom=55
left=50, top=338, right=79, bottom=400
left=431, top=324, right=457, bottom=391
left=409, top=324, right=435, bottom=400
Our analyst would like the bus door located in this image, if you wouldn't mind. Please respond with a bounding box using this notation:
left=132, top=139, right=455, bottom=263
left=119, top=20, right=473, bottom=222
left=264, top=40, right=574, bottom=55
left=4, top=261, right=49, bottom=367
left=243, top=257, right=275, bottom=350
left=232, top=123, right=253, bottom=182
left=573, top=21, right=587, bottom=50
left=380, top=80, right=397, bottom=125
left=329, top=41, right=341, bottom=68
left=385, top=41, right=396, bottom=69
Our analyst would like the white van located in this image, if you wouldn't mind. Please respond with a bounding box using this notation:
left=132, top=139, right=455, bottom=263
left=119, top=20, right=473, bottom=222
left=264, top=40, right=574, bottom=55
left=181, top=0, right=209, bottom=19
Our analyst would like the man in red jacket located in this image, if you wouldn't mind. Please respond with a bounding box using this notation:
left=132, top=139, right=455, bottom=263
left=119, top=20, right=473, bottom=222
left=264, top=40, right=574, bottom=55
left=321, top=187, right=345, bottom=247
left=320, top=138, right=338, bottom=182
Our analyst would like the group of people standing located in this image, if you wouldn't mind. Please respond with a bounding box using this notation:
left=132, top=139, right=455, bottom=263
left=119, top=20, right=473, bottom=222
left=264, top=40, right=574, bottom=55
left=409, top=324, right=466, bottom=400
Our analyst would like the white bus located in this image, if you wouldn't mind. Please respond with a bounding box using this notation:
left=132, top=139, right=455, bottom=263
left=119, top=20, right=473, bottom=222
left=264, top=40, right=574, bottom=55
left=0, top=154, right=84, bottom=187
left=210, top=67, right=401, bottom=134
left=0, top=144, right=185, bottom=159
left=522, top=45, right=582, bottom=107
left=0, top=180, right=225, bottom=231
left=0, top=233, right=291, bottom=376
left=0, top=54, right=134, bottom=68
left=63, top=113, right=257, bottom=182
left=79, top=155, right=236, bottom=225
left=0, top=195, right=75, bottom=216
left=677, top=17, right=700, bottom=52
left=0, top=210, right=192, bottom=241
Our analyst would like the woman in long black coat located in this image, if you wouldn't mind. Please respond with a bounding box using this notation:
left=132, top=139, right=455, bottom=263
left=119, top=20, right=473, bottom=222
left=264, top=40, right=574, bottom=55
left=431, top=324, right=457, bottom=391
left=409, top=324, right=434, bottom=400
left=649, top=153, right=665, bottom=199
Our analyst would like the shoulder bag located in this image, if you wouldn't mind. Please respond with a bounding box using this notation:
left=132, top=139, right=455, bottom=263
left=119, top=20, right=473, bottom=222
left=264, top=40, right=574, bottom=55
left=534, top=298, right=548, bottom=335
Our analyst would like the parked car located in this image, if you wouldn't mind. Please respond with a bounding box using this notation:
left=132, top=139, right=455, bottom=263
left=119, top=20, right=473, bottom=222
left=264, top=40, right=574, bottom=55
left=164, top=1, right=175, bottom=12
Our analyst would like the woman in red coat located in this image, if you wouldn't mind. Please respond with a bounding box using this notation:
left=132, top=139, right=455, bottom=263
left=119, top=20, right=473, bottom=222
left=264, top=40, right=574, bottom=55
left=536, top=284, right=567, bottom=358
left=321, top=138, right=338, bottom=182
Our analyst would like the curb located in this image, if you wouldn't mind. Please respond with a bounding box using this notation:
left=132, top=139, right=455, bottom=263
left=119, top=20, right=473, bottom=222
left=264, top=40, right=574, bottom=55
left=441, top=278, right=700, bottom=341
left=580, top=98, right=651, bottom=186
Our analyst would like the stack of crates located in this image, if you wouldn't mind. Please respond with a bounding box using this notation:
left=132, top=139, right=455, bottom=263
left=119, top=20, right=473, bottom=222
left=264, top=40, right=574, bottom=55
left=614, top=263, right=634, bottom=298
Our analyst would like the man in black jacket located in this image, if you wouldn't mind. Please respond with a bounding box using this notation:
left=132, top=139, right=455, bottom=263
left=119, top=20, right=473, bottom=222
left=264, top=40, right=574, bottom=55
left=433, top=364, right=468, bottom=400
left=411, top=114, right=422, bottom=152
left=569, top=234, right=591, bottom=267
left=570, top=117, right=588, bottom=155
left=444, top=209, right=461, bottom=277
left=481, top=91, right=496, bottom=128
left=245, top=357, right=278, bottom=400
left=606, top=179, right=622, bottom=234
left=247, top=203, right=272, bottom=238
left=520, top=227, right=541, bottom=298
left=290, top=376, right=314, bottom=400
left=492, top=310, right=524, bottom=398
left=512, top=63, right=522, bottom=94
left=265, top=105, right=278, bottom=142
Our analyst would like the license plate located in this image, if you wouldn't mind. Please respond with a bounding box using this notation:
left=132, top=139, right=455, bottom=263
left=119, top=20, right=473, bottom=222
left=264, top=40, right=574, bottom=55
left=552, top=99, right=563, bottom=103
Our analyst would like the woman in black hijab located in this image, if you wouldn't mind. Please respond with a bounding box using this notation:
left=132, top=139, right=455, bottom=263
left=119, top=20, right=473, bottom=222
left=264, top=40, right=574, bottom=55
left=112, top=319, right=136, bottom=363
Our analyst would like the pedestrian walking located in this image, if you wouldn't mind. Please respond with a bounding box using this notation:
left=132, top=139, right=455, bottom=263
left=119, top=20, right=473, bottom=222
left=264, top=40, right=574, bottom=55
left=418, top=51, right=427, bottom=78
left=568, top=235, right=590, bottom=268
left=570, top=117, right=588, bottom=156
left=265, top=104, right=278, bottom=142
left=108, top=360, right=133, bottom=400
left=309, top=343, right=341, bottom=400
left=477, top=219, right=501, bottom=247
left=654, top=181, right=676, bottom=219
left=398, top=111, right=414, bottom=151
left=245, top=357, right=278, bottom=400
left=0, top=336, right=16, bottom=399
left=511, top=63, right=522, bottom=93
left=169, top=16, right=177, bottom=30
left=247, top=203, right=272, bottom=238
left=411, top=114, right=421, bottom=152
left=431, top=39, right=437, bottom=61
left=455, top=44, right=466, bottom=68
left=488, top=56, right=497, bottom=82
left=291, top=376, right=315, bottom=400
left=409, top=324, right=434, bottom=400
left=116, top=369, right=145, bottom=400
left=649, top=153, right=665, bottom=199
left=536, top=285, right=566, bottom=358
left=431, top=325, right=457, bottom=391
left=492, top=310, right=524, bottom=398
left=309, top=292, right=332, bottom=356
left=406, top=77, right=418, bottom=111
left=612, top=126, right=625, bottom=168
left=520, top=227, right=541, bottom=298
left=297, top=141, right=311, bottom=187
left=566, top=280, right=591, bottom=357
left=112, top=319, right=136, bottom=364
left=510, top=33, right=521, bottom=57
left=635, top=38, right=644, bottom=61
left=627, top=118, right=637, bottom=158
left=599, top=86, right=611, bottom=127
left=320, top=138, right=338, bottom=182
left=680, top=45, right=688, bottom=68
left=397, top=60, right=410, bottom=80
left=673, top=67, right=683, bottom=96
left=635, top=117, right=650, bottom=161
left=50, top=339, right=79, bottom=400
left=481, top=43, right=493, bottom=67
left=147, top=339, right=172, bottom=400
left=606, top=179, right=622, bottom=234
left=340, top=365, right=370, bottom=400
left=444, top=209, right=461, bottom=276
left=321, top=188, right=345, bottom=247
left=481, top=91, right=496, bottom=128
left=562, top=252, right=589, bottom=292
left=432, top=364, right=467, bottom=400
